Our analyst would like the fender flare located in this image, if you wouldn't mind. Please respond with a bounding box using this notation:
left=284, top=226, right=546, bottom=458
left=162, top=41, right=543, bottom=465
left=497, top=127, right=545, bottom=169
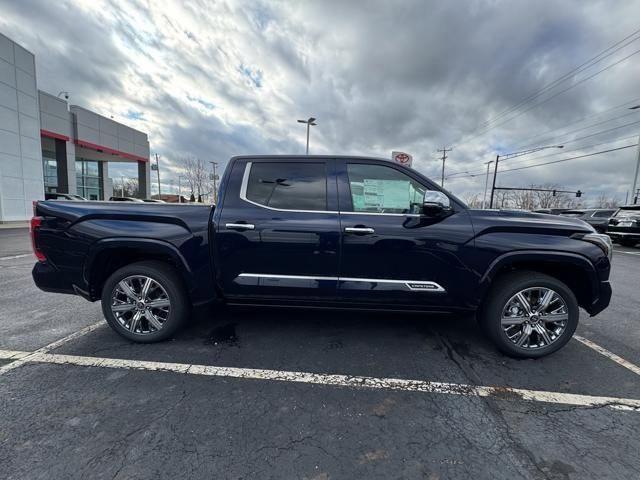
left=83, top=237, right=193, bottom=300
left=476, top=249, right=599, bottom=304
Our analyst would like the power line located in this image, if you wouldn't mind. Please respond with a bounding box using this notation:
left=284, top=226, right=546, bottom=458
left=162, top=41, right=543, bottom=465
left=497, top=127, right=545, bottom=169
left=471, top=28, right=640, bottom=133
left=454, top=46, right=640, bottom=147
left=515, top=108, right=640, bottom=151
left=497, top=144, right=638, bottom=174
left=446, top=136, right=640, bottom=179
left=511, top=96, right=640, bottom=150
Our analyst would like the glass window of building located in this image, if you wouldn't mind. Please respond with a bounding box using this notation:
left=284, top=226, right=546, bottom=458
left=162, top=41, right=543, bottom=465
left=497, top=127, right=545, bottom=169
left=76, top=159, right=103, bottom=200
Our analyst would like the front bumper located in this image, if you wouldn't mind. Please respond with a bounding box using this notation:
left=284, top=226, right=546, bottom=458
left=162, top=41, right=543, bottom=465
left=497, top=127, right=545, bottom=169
left=608, top=231, right=640, bottom=242
left=587, top=280, right=612, bottom=316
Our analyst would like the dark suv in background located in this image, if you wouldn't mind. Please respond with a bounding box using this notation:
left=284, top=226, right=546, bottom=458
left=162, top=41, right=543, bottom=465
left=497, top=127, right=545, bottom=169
left=560, top=209, right=617, bottom=233
left=608, top=205, right=640, bottom=246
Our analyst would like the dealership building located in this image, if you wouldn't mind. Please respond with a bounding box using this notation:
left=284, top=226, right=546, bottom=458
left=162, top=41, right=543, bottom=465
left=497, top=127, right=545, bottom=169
left=0, top=32, right=151, bottom=223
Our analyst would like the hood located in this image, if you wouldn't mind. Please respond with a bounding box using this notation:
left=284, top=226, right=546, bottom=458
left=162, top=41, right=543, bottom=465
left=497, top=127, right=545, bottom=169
left=466, top=209, right=594, bottom=234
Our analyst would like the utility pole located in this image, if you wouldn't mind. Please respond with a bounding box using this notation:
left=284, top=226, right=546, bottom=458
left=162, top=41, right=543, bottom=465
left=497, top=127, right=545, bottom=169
left=489, top=154, right=500, bottom=209
left=437, top=147, right=453, bottom=187
left=631, top=135, right=640, bottom=204
left=155, top=153, right=162, bottom=199
left=121, top=176, right=124, bottom=197
left=482, top=160, right=494, bottom=209
left=209, top=161, right=218, bottom=204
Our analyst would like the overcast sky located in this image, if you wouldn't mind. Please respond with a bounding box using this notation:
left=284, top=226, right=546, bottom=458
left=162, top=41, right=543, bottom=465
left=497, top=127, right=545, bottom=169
left=2, top=0, right=640, bottom=204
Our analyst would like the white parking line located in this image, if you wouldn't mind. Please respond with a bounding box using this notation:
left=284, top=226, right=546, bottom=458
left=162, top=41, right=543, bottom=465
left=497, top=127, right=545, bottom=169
left=0, top=253, right=31, bottom=261
left=0, top=347, right=638, bottom=411
left=574, top=335, right=640, bottom=376
left=0, top=321, right=105, bottom=375
left=615, top=250, right=640, bottom=256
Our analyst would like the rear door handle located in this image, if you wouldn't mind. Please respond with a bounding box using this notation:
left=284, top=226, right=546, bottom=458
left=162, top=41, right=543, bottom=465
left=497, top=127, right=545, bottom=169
left=226, top=223, right=255, bottom=230
left=344, top=227, right=375, bottom=235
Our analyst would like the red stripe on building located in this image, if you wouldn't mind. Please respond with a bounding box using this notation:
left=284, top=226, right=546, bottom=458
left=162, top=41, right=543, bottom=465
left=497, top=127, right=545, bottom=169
left=74, top=139, right=149, bottom=162
left=40, top=129, right=70, bottom=141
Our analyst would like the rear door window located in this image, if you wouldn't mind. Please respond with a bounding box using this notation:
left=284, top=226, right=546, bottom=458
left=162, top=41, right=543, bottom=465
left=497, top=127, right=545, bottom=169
left=244, top=162, right=327, bottom=211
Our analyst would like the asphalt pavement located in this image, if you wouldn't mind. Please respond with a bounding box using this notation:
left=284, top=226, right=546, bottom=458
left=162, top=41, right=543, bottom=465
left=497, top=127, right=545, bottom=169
left=1, top=228, right=639, bottom=479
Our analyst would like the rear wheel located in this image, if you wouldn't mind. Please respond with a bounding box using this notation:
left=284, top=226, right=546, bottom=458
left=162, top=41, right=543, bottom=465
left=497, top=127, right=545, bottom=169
left=479, top=271, right=579, bottom=358
left=620, top=238, right=638, bottom=247
left=101, top=261, right=190, bottom=342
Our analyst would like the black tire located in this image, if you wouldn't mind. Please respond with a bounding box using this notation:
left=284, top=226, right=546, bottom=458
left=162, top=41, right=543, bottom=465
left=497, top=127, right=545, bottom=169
left=101, top=261, right=190, bottom=343
left=479, top=271, right=579, bottom=358
left=620, top=238, right=638, bottom=247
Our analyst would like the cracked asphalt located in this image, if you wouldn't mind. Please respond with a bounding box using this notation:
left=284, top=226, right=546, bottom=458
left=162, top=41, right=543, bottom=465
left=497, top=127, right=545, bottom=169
left=1, top=228, right=639, bottom=479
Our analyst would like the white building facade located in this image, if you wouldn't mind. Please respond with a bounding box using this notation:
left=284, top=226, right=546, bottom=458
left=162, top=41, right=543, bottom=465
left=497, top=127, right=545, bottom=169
left=0, top=33, right=151, bottom=223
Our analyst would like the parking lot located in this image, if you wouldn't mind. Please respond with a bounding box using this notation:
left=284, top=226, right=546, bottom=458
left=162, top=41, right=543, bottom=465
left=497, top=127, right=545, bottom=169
left=1, top=227, right=639, bottom=479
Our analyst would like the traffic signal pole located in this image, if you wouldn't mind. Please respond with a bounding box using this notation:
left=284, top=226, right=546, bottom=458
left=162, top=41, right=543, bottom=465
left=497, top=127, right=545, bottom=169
left=632, top=135, right=640, bottom=204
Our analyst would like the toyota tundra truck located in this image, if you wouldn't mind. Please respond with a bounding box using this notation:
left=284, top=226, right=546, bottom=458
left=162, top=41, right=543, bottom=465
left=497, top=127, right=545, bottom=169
left=31, top=155, right=613, bottom=358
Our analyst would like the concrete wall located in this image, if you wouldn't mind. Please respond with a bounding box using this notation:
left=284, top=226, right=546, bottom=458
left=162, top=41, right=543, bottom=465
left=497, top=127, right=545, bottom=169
left=0, top=33, right=43, bottom=222
left=71, top=105, right=150, bottom=161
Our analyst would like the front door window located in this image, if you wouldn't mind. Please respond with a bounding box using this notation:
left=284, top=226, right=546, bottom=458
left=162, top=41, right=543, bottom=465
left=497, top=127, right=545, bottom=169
left=346, top=163, right=428, bottom=214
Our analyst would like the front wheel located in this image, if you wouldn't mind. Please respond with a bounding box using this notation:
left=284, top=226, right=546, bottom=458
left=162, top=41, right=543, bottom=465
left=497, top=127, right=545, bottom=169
left=101, top=261, right=190, bottom=343
left=620, top=238, right=638, bottom=247
left=479, top=271, right=579, bottom=358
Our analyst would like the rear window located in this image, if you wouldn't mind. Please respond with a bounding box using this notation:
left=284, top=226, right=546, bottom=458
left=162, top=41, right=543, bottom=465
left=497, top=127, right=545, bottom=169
left=593, top=210, right=615, bottom=218
left=244, top=162, right=327, bottom=211
left=615, top=208, right=640, bottom=218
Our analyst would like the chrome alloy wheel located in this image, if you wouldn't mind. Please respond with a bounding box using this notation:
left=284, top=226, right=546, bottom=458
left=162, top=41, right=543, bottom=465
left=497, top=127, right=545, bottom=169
left=110, top=275, right=171, bottom=334
left=501, top=287, right=569, bottom=350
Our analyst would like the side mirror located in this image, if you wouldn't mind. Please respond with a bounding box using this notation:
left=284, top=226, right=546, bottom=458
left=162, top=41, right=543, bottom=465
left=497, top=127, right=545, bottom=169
left=422, top=191, right=451, bottom=216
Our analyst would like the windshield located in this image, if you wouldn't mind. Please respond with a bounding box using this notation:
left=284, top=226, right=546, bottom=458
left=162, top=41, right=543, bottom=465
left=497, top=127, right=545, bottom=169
left=615, top=209, right=640, bottom=218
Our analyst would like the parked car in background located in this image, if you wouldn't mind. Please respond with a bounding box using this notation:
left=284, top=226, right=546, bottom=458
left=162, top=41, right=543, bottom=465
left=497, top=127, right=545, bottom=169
left=607, top=205, right=640, bottom=247
left=143, top=199, right=166, bottom=203
left=44, top=193, right=87, bottom=201
left=31, top=155, right=613, bottom=358
left=109, top=196, right=145, bottom=202
left=560, top=209, right=616, bottom=233
left=532, top=208, right=569, bottom=215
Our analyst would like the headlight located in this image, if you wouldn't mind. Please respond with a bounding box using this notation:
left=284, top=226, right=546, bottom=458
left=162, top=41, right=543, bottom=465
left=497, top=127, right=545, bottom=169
left=572, top=232, right=613, bottom=260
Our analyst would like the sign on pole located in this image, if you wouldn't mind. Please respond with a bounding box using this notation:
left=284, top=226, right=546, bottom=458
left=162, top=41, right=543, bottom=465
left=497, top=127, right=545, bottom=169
left=391, top=151, right=413, bottom=167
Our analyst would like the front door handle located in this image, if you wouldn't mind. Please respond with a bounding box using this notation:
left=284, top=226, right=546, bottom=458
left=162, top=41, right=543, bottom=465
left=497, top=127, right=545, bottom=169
left=226, top=223, right=255, bottom=230
left=344, top=227, right=375, bottom=235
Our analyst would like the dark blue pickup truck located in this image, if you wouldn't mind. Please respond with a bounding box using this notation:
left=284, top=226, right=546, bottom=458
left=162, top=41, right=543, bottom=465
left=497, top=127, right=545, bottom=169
left=31, top=155, right=613, bottom=358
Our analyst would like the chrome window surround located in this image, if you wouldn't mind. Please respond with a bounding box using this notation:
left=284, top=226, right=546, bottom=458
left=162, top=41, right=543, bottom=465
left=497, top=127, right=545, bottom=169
left=239, top=162, right=424, bottom=217
left=237, top=273, right=445, bottom=292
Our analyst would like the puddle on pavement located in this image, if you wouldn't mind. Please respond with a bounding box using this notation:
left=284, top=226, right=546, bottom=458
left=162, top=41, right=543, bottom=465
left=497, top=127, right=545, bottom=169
left=205, top=323, right=239, bottom=347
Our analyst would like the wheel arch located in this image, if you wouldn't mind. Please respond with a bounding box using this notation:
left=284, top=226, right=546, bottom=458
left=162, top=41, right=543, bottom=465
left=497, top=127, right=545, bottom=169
left=84, top=238, right=194, bottom=302
left=478, top=250, right=599, bottom=314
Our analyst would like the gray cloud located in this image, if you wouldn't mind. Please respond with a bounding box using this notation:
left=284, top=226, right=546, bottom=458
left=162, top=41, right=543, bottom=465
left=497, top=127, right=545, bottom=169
left=1, top=0, right=639, bottom=203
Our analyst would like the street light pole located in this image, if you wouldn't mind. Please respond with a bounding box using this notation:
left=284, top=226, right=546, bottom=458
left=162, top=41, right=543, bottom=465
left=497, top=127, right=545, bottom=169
left=155, top=153, right=161, bottom=199
left=482, top=160, right=494, bottom=209
left=209, top=161, right=218, bottom=204
left=297, top=117, right=317, bottom=155
left=489, top=145, right=564, bottom=209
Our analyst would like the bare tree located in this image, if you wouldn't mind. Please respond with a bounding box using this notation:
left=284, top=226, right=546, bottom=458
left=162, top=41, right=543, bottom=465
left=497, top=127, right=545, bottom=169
left=115, top=178, right=139, bottom=197
left=593, top=193, right=619, bottom=209
left=534, top=184, right=568, bottom=209
left=512, top=187, right=535, bottom=210
left=463, top=192, right=483, bottom=208
left=180, top=157, right=208, bottom=200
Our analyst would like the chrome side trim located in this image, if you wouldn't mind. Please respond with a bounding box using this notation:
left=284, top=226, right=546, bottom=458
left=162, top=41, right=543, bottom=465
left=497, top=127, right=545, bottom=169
left=339, top=211, right=423, bottom=217
left=236, top=273, right=446, bottom=292
left=238, top=273, right=339, bottom=281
